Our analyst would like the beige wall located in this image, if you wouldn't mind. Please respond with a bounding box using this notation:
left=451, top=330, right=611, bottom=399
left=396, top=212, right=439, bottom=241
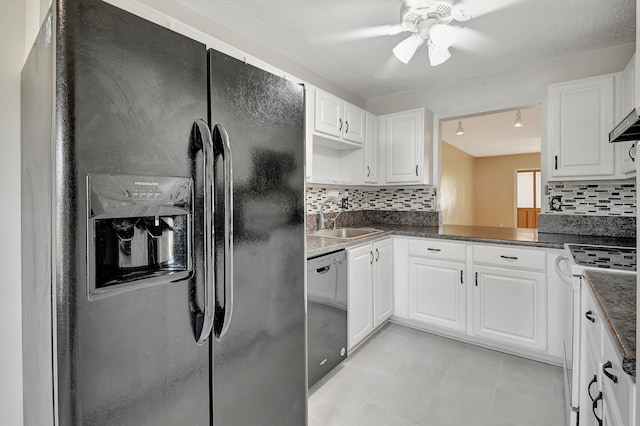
left=441, top=141, right=475, bottom=225
left=473, top=153, right=541, bottom=228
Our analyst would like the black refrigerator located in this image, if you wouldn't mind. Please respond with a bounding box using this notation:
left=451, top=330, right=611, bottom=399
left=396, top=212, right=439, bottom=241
left=21, top=1, right=307, bottom=425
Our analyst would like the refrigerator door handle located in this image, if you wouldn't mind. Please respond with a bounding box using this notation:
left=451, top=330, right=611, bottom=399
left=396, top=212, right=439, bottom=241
left=213, top=124, right=234, bottom=340
left=193, top=118, right=216, bottom=344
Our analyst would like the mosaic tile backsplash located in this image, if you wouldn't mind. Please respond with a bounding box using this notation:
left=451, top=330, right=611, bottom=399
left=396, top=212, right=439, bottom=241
left=545, top=181, right=636, bottom=216
left=306, top=186, right=437, bottom=215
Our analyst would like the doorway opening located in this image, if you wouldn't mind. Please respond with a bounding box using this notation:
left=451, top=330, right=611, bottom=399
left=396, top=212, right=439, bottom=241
left=516, top=169, right=541, bottom=229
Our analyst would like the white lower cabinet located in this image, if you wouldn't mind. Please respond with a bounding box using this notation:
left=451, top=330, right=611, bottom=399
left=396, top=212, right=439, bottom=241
left=472, top=265, right=547, bottom=351
left=581, top=285, right=636, bottom=426
left=408, top=258, right=466, bottom=332
left=347, top=238, right=393, bottom=350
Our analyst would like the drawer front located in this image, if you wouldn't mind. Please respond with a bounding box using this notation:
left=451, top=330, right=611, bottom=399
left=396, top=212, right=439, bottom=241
left=408, top=239, right=466, bottom=262
left=601, top=331, right=634, bottom=426
left=472, top=244, right=546, bottom=270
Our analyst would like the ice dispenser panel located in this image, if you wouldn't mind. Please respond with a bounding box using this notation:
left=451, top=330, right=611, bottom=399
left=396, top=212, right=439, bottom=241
left=87, top=174, right=193, bottom=297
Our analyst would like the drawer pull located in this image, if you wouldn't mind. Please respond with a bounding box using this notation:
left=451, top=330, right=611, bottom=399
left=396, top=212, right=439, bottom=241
left=585, top=310, right=596, bottom=323
left=475, top=272, right=478, bottom=287
left=460, top=270, right=463, bottom=284
left=427, top=248, right=441, bottom=252
left=500, top=255, right=518, bottom=260
left=588, top=375, right=597, bottom=401
left=602, top=361, right=618, bottom=384
left=316, top=266, right=330, bottom=275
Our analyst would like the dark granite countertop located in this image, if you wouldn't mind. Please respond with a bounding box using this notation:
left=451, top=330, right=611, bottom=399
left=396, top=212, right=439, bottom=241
left=307, top=224, right=635, bottom=258
left=584, top=270, right=636, bottom=378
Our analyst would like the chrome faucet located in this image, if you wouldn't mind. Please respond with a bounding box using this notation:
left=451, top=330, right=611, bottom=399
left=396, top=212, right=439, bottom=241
left=319, top=196, right=342, bottom=230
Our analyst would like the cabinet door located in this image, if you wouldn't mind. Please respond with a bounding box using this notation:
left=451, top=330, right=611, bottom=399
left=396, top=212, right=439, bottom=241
left=384, top=109, right=424, bottom=183
left=408, top=257, right=466, bottom=332
left=343, top=103, right=366, bottom=144
left=548, top=75, right=615, bottom=178
left=582, top=342, right=602, bottom=426
left=472, top=266, right=547, bottom=350
left=347, top=244, right=374, bottom=350
left=315, top=90, right=343, bottom=138
left=364, top=112, right=378, bottom=183
left=373, top=238, right=393, bottom=327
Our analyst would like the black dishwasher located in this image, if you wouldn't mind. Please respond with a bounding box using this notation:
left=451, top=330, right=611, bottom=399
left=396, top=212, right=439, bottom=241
left=307, top=251, right=348, bottom=387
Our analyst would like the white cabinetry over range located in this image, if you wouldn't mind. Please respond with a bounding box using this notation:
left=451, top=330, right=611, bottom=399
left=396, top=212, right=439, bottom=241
left=347, top=238, right=393, bottom=351
left=547, top=74, right=616, bottom=179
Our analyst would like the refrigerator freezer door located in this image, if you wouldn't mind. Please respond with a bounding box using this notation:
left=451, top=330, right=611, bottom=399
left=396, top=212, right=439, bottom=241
left=208, top=49, right=307, bottom=425
left=45, top=2, right=210, bottom=425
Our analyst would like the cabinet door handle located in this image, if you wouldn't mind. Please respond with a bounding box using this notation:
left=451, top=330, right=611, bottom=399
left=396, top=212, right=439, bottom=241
left=460, top=270, right=463, bottom=284
left=475, top=272, right=478, bottom=287
left=592, top=391, right=603, bottom=426
left=602, top=361, right=618, bottom=384
left=415, top=165, right=419, bottom=176
left=500, top=255, right=518, bottom=260
left=629, top=144, right=636, bottom=162
left=345, top=121, right=349, bottom=134
left=554, top=155, right=558, bottom=170
left=366, top=166, right=370, bottom=177
left=585, top=310, right=596, bottom=323
left=427, top=248, right=441, bottom=252
left=375, top=248, right=380, bottom=261
left=370, top=251, right=374, bottom=264
left=588, top=374, right=597, bottom=401
left=338, top=118, right=343, bottom=131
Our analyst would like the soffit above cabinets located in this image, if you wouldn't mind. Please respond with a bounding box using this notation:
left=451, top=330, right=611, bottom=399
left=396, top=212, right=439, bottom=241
left=174, top=0, right=634, bottom=100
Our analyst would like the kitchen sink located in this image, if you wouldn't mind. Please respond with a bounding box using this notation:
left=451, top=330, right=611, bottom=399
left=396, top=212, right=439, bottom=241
left=311, top=227, right=384, bottom=240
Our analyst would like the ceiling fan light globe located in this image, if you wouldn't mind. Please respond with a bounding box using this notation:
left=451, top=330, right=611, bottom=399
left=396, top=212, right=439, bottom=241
left=393, top=34, right=424, bottom=64
left=429, top=24, right=456, bottom=48
left=427, top=41, right=451, bottom=66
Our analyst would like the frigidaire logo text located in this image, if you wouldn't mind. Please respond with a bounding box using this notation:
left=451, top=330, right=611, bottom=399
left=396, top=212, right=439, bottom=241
left=135, top=181, right=159, bottom=186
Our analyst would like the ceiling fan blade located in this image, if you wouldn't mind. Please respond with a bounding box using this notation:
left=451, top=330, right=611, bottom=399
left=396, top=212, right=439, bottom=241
left=393, top=34, right=424, bottom=64
left=427, top=40, right=451, bottom=66
left=313, top=25, right=400, bottom=44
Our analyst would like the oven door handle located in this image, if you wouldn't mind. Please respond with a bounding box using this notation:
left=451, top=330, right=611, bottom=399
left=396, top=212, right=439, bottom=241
left=555, top=254, right=573, bottom=285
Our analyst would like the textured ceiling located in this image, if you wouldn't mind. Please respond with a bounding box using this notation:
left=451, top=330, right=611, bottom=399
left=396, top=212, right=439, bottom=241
left=441, top=106, right=541, bottom=157
left=176, top=0, right=635, bottom=100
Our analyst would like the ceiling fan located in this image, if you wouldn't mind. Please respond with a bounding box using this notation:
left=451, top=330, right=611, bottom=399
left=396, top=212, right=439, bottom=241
left=388, top=0, right=472, bottom=66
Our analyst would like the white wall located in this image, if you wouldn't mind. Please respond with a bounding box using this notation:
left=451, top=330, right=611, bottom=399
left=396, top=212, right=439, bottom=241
left=1, top=0, right=26, bottom=424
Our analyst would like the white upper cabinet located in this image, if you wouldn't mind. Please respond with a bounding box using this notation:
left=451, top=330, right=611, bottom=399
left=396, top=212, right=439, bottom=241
left=314, top=90, right=343, bottom=139
left=547, top=74, right=616, bottom=179
left=343, top=103, right=366, bottom=144
left=364, top=112, right=379, bottom=183
left=381, top=108, right=426, bottom=184
left=314, top=89, right=366, bottom=146
left=618, top=56, right=636, bottom=176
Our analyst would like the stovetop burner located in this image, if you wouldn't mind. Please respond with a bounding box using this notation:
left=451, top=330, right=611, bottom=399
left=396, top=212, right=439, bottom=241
left=568, top=244, right=636, bottom=271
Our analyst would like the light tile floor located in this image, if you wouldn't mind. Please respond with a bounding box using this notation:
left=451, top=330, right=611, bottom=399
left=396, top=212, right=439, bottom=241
left=309, top=323, right=565, bottom=426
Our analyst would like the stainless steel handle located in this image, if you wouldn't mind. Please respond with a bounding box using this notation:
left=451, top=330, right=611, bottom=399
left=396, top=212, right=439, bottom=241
left=213, top=124, right=234, bottom=340
left=500, top=255, right=518, bottom=260
left=602, top=361, right=618, bottom=384
left=193, top=119, right=215, bottom=344
left=338, top=118, right=343, bottom=131
left=345, top=121, right=349, bottom=134
left=375, top=248, right=380, bottom=261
